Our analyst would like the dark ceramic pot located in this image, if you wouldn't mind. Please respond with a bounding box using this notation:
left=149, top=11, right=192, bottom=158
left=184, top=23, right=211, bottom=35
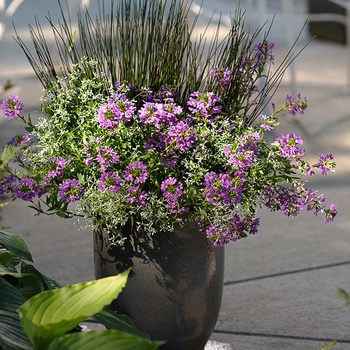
left=93, top=221, right=225, bottom=350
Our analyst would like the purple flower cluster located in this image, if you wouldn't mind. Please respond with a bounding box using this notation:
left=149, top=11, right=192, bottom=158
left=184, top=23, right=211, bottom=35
left=285, top=93, right=308, bottom=116
left=124, top=161, right=148, bottom=184
left=48, top=157, right=69, bottom=179
left=0, top=66, right=338, bottom=246
left=13, top=178, right=40, bottom=201
left=264, top=184, right=337, bottom=223
left=97, top=146, right=120, bottom=172
left=161, top=177, right=187, bottom=215
left=187, top=92, right=222, bottom=120
left=0, top=174, right=15, bottom=196
left=206, top=214, right=260, bottom=246
left=224, top=133, right=260, bottom=171
left=8, top=133, right=30, bottom=147
left=125, top=185, right=147, bottom=206
left=138, top=101, right=182, bottom=127
left=98, top=172, right=122, bottom=192
left=58, top=179, right=85, bottom=203
left=204, top=171, right=245, bottom=206
left=275, top=133, right=305, bottom=159
left=1, top=94, right=24, bottom=119
left=316, top=153, right=336, bottom=176
left=209, top=68, right=232, bottom=91
left=254, top=40, right=275, bottom=67
left=140, top=84, right=179, bottom=103
left=98, top=94, right=135, bottom=129
left=166, top=121, right=196, bottom=152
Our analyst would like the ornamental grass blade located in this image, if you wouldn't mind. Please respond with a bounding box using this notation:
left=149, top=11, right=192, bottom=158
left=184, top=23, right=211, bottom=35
left=18, top=270, right=130, bottom=350
left=0, top=278, right=32, bottom=350
left=0, top=230, right=33, bottom=262
left=48, top=330, right=162, bottom=350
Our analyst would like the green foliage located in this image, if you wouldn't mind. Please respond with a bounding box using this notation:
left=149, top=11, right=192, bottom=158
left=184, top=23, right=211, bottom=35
left=338, top=288, right=350, bottom=306
left=17, top=271, right=129, bottom=349
left=315, top=341, right=337, bottom=350
left=48, top=330, right=161, bottom=350
left=0, top=230, right=159, bottom=350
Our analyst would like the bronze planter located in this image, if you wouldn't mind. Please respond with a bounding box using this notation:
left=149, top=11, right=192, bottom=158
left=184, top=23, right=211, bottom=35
left=94, top=221, right=225, bottom=350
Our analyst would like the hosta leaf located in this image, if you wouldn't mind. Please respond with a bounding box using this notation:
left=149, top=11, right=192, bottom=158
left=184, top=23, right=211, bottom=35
left=0, top=251, right=15, bottom=265
left=0, top=278, right=32, bottom=350
left=21, top=263, right=61, bottom=290
left=48, top=330, right=162, bottom=350
left=93, top=308, right=150, bottom=339
left=18, top=270, right=130, bottom=349
left=0, top=230, right=33, bottom=262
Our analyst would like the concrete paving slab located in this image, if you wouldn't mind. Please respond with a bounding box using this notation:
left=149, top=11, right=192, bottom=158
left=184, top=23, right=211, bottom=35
left=216, top=264, right=350, bottom=349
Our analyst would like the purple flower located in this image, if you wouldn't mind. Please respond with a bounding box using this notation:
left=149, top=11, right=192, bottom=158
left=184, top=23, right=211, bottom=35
left=48, top=157, right=69, bottom=179
left=205, top=214, right=260, bottom=246
left=1, top=95, right=24, bottom=119
left=166, top=200, right=189, bottom=215
left=124, top=161, right=148, bottom=184
left=275, top=133, right=305, bottom=158
left=97, top=146, right=119, bottom=171
left=317, top=153, right=336, bottom=175
left=161, top=177, right=184, bottom=201
left=166, top=121, right=196, bottom=152
left=285, top=93, right=307, bottom=115
left=98, top=98, right=134, bottom=129
left=13, top=178, right=39, bottom=201
left=205, top=224, right=230, bottom=246
left=224, top=141, right=259, bottom=170
left=187, top=91, right=222, bottom=119
left=137, top=102, right=163, bottom=125
left=9, top=133, right=30, bottom=147
left=160, top=153, right=179, bottom=168
left=98, top=172, right=122, bottom=192
left=125, top=185, right=147, bottom=205
left=254, top=40, right=275, bottom=67
left=260, top=114, right=274, bottom=131
left=98, top=104, right=118, bottom=129
left=110, top=93, right=136, bottom=121
left=58, top=179, right=85, bottom=202
left=0, top=174, right=16, bottom=195
left=204, top=171, right=245, bottom=206
left=209, top=68, right=232, bottom=91
left=325, top=204, right=338, bottom=223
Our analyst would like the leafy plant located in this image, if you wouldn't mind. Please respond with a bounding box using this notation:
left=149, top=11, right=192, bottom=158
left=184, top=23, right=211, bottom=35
left=0, top=230, right=161, bottom=350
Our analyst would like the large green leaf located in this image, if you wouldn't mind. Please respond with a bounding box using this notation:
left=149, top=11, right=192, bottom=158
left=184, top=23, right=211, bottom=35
left=18, top=270, right=130, bottom=350
left=0, top=230, right=33, bottom=262
left=21, top=263, right=61, bottom=290
left=48, top=330, right=162, bottom=350
left=93, top=308, right=150, bottom=339
left=0, top=277, right=32, bottom=350
left=0, top=251, right=15, bottom=265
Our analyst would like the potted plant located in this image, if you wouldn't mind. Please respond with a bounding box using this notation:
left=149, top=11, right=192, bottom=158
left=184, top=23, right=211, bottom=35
left=0, top=0, right=337, bottom=349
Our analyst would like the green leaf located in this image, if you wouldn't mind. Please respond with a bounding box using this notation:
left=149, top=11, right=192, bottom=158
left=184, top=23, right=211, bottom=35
left=21, top=263, right=61, bottom=290
left=48, top=330, right=162, bottom=350
left=0, top=230, right=33, bottom=262
left=18, top=270, right=130, bottom=350
left=0, top=145, right=24, bottom=172
left=0, top=277, right=32, bottom=350
left=93, top=308, right=150, bottom=339
left=0, top=251, right=15, bottom=265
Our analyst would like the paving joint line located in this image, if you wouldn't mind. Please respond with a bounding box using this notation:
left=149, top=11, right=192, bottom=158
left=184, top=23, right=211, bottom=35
left=212, top=329, right=350, bottom=344
left=224, top=260, right=350, bottom=285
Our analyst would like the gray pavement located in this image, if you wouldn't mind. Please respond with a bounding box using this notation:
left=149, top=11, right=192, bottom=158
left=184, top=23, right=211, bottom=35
left=1, top=1, right=350, bottom=349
